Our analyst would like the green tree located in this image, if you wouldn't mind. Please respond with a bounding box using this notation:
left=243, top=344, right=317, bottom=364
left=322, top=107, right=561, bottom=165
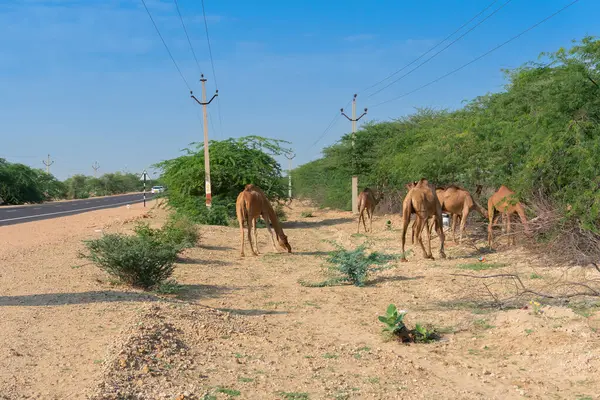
left=155, top=135, right=291, bottom=225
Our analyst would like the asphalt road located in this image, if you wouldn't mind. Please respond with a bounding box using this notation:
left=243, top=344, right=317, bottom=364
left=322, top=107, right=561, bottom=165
left=0, top=192, right=157, bottom=227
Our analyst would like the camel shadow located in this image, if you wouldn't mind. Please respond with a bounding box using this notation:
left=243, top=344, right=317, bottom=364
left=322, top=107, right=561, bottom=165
left=283, top=218, right=354, bottom=229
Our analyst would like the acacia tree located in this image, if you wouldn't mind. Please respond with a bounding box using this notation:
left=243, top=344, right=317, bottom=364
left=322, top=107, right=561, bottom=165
left=155, top=135, right=291, bottom=225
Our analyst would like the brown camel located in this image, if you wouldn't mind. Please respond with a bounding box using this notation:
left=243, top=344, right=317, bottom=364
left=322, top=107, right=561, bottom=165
left=400, top=178, right=446, bottom=261
left=487, top=185, right=530, bottom=249
left=236, top=184, right=292, bottom=257
left=435, top=185, right=487, bottom=243
left=357, top=187, right=384, bottom=233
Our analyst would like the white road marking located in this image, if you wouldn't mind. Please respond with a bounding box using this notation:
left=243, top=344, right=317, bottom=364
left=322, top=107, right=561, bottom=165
left=33, top=207, right=42, bottom=210
left=0, top=200, right=143, bottom=223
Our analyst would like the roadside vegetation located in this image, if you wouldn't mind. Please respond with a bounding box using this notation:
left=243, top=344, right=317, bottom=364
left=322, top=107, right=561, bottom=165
left=0, top=158, right=160, bottom=205
left=293, top=36, right=600, bottom=264
left=80, top=216, right=199, bottom=290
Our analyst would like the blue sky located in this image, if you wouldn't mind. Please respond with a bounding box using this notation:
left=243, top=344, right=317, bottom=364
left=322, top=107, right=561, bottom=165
left=1, top=0, right=597, bottom=180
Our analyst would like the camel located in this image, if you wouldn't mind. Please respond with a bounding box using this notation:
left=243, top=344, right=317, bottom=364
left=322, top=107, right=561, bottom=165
left=435, top=185, right=487, bottom=243
left=236, top=184, right=292, bottom=257
left=487, top=185, right=530, bottom=249
left=357, top=187, right=383, bottom=233
left=400, top=178, right=446, bottom=261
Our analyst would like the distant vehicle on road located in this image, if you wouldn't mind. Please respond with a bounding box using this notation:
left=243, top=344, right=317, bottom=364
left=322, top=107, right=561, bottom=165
left=150, top=186, right=165, bottom=194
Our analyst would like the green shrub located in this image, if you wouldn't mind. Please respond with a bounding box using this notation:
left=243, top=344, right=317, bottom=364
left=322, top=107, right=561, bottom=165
left=81, top=233, right=178, bottom=289
left=301, top=241, right=399, bottom=287
left=134, top=216, right=199, bottom=252
left=300, top=211, right=315, bottom=218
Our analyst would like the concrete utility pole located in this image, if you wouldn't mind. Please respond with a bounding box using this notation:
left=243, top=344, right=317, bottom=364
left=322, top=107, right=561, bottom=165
left=191, top=74, right=218, bottom=208
left=42, top=154, right=54, bottom=174
left=341, top=94, right=368, bottom=214
left=284, top=152, right=296, bottom=200
left=92, top=161, right=100, bottom=178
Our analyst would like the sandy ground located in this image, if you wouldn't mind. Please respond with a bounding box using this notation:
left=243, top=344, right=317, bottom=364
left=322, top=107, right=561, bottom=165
left=0, top=200, right=599, bottom=399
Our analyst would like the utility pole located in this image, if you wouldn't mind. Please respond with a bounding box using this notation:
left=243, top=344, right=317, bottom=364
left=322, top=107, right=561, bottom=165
left=42, top=154, right=54, bottom=175
left=284, top=152, right=296, bottom=200
left=92, top=161, right=100, bottom=178
left=341, top=94, right=367, bottom=214
left=191, top=74, right=218, bottom=208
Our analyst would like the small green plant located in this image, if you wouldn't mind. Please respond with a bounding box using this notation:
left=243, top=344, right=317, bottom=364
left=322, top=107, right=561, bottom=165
left=300, top=211, right=315, bottom=218
left=301, top=241, right=399, bottom=287
left=524, top=329, right=534, bottom=336
left=275, top=392, right=309, bottom=400
left=238, top=376, right=254, bottom=383
left=378, top=304, right=408, bottom=336
left=216, top=387, right=241, bottom=397
left=385, top=220, right=392, bottom=230
left=473, top=319, right=495, bottom=330
left=80, top=233, right=178, bottom=289
left=322, top=353, right=338, bottom=359
left=529, top=273, right=543, bottom=279
left=154, top=279, right=183, bottom=295
left=378, top=304, right=441, bottom=343
left=458, top=262, right=506, bottom=271
left=413, top=323, right=439, bottom=343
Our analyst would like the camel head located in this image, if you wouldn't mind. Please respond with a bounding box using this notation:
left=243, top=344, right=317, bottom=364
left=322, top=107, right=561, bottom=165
left=405, top=181, right=417, bottom=191
left=277, top=234, right=292, bottom=253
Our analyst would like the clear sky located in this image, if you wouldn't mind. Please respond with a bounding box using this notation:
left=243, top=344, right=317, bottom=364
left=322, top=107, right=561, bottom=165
left=1, top=0, right=597, bottom=180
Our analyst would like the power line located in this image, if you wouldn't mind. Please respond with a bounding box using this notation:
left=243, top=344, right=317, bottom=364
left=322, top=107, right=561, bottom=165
left=140, top=0, right=191, bottom=91
left=359, top=0, right=500, bottom=97
left=371, top=0, right=581, bottom=109
left=366, top=0, right=513, bottom=100
left=173, top=0, right=203, bottom=76
left=308, top=99, right=353, bottom=150
left=200, top=0, right=225, bottom=138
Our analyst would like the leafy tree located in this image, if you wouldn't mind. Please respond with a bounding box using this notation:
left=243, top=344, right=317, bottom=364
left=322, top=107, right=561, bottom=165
left=154, top=135, right=291, bottom=225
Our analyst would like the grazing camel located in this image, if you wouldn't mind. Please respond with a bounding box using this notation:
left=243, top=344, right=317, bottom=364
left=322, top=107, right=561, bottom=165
left=400, top=178, right=446, bottom=261
left=357, top=187, right=384, bottom=233
left=435, top=185, right=487, bottom=243
left=236, top=184, right=292, bottom=257
left=487, top=185, right=530, bottom=249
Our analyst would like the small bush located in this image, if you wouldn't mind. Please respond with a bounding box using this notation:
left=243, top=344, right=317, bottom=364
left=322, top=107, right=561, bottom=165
left=134, top=216, right=199, bottom=252
left=300, top=211, right=315, bottom=218
left=81, top=233, right=178, bottom=289
left=300, top=241, right=399, bottom=287
left=379, top=304, right=441, bottom=343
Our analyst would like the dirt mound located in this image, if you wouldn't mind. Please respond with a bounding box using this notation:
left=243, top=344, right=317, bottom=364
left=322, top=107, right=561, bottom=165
left=88, top=303, right=256, bottom=400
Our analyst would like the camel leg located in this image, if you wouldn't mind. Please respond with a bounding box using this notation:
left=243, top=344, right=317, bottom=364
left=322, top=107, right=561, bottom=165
left=487, top=206, right=496, bottom=249
left=459, top=207, right=469, bottom=244
left=368, top=207, right=373, bottom=232
left=239, top=217, right=246, bottom=257
left=264, top=215, right=279, bottom=252
left=251, top=218, right=259, bottom=255
left=363, top=208, right=369, bottom=233
left=435, top=215, right=446, bottom=259
left=415, top=215, right=432, bottom=260
left=411, top=218, right=416, bottom=245
left=506, top=212, right=513, bottom=246
left=357, top=208, right=363, bottom=234
left=400, top=214, right=412, bottom=262
left=424, top=217, right=435, bottom=260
